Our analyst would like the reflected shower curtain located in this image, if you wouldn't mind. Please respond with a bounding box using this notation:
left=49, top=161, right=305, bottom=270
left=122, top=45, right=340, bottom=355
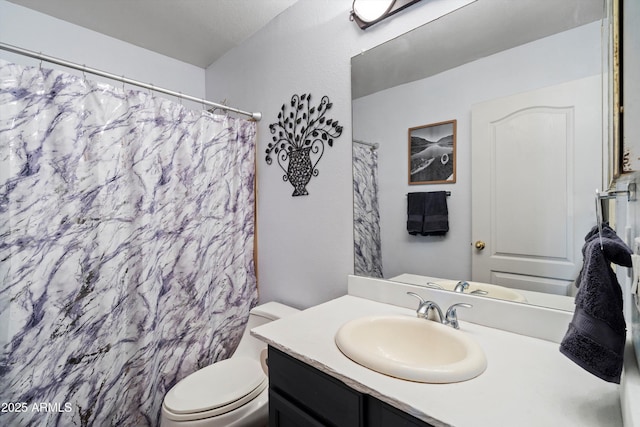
left=353, top=143, right=383, bottom=278
left=0, top=59, right=258, bottom=426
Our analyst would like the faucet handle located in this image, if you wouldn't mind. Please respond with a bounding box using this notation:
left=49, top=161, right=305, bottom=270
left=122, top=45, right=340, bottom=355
left=407, top=292, right=429, bottom=319
left=445, top=303, right=472, bottom=329
left=424, top=282, right=444, bottom=290
left=407, top=291, right=426, bottom=304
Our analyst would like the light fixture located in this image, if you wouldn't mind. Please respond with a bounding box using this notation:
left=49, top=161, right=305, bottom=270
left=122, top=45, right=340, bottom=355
left=350, top=0, right=422, bottom=29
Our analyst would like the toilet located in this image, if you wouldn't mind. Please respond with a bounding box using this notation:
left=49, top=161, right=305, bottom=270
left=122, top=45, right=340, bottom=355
left=161, top=302, right=299, bottom=427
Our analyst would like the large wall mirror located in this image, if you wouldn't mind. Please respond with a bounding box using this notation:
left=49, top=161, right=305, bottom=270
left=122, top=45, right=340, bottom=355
left=352, top=0, right=613, bottom=311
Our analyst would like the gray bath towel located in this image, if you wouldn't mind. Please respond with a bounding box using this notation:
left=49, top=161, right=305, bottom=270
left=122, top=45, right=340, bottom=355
left=560, top=224, right=632, bottom=383
left=407, top=192, right=426, bottom=235
left=407, top=191, right=449, bottom=236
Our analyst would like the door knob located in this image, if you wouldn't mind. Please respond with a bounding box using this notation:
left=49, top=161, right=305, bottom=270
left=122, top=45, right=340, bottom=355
left=474, top=240, right=486, bottom=250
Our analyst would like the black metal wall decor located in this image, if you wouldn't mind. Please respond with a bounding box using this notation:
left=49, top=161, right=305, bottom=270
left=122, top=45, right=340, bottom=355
left=266, top=94, right=343, bottom=196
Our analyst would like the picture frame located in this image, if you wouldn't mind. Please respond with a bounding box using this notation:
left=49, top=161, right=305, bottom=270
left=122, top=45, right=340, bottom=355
left=408, top=120, right=456, bottom=185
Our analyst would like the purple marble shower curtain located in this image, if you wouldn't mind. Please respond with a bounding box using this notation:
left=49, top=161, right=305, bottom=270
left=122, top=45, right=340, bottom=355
left=353, top=142, right=382, bottom=278
left=0, top=59, right=258, bottom=426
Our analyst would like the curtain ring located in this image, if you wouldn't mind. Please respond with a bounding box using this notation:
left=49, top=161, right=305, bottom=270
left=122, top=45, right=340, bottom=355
left=38, top=53, right=43, bottom=70
left=212, top=99, right=229, bottom=116
left=122, top=75, right=126, bottom=92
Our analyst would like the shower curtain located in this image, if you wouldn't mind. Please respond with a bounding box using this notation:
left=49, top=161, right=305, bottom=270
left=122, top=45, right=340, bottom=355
left=353, top=142, right=383, bottom=278
left=0, top=59, right=258, bottom=426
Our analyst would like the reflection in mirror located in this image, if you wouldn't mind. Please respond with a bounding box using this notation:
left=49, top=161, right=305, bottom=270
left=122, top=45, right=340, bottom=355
left=351, top=0, right=610, bottom=310
left=390, top=273, right=576, bottom=312
left=354, top=139, right=383, bottom=278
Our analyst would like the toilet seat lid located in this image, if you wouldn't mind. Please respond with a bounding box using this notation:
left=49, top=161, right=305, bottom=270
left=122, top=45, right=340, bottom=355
left=163, top=356, right=267, bottom=416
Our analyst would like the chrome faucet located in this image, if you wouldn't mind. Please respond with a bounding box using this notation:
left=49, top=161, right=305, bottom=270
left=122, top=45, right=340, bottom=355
left=454, top=280, right=488, bottom=296
left=453, top=281, right=469, bottom=293
left=406, top=292, right=442, bottom=320
left=407, top=292, right=472, bottom=329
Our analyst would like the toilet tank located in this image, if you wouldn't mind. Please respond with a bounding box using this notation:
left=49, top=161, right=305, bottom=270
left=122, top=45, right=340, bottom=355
left=232, top=302, right=299, bottom=360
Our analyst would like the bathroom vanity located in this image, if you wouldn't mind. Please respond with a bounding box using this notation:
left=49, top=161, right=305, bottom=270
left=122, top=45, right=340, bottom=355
left=268, top=347, right=430, bottom=426
left=252, top=278, right=622, bottom=427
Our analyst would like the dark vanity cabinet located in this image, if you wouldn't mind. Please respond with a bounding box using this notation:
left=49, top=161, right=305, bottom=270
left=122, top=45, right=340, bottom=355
left=268, top=346, right=434, bottom=427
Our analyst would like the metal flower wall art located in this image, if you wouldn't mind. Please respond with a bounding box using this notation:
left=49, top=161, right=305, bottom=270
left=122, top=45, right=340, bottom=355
left=266, top=94, right=343, bottom=196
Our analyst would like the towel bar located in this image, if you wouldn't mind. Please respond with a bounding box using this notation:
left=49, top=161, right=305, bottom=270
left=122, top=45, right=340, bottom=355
left=406, top=191, right=451, bottom=197
left=596, top=182, right=636, bottom=202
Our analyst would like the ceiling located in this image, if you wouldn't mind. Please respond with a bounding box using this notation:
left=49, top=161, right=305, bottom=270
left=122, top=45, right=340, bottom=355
left=7, top=0, right=298, bottom=68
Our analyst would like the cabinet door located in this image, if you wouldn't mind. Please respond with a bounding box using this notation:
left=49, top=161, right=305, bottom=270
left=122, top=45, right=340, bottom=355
left=268, top=347, right=363, bottom=426
left=269, top=389, right=326, bottom=427
left=268, top=346, right=433, bottom=427
left=366, top=397, right=434, bottom=427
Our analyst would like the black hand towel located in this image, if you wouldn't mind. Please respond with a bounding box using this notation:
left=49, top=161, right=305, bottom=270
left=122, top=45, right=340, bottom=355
left=421, top=191, right=449, bottom=236
left=559, top=224, right=632, bottom=383
left=407, top=192, right=425, bottom=235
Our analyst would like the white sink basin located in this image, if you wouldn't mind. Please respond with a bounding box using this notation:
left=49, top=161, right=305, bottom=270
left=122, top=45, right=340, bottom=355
left=335, top=315, right=487, bottom=383
left=434, top=280, right=527, bottom=303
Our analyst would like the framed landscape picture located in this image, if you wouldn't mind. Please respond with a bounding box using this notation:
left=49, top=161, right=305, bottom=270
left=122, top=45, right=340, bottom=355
left=408, top=120, right=456, bottom=185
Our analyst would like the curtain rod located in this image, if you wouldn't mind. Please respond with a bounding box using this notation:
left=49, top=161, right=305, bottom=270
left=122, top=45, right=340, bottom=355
left=0, top=42, right=262, bottom=121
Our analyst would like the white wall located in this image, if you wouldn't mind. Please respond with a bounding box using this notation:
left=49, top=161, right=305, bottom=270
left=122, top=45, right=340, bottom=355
left=0, top=1, right=205, bottom=105
left=205, top=0, right=476, bottom=309
left=353, top=22, right=602, bottom=281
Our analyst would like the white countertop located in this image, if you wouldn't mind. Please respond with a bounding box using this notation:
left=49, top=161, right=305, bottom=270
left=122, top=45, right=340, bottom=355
left=252, top=295, right=621, bottom=427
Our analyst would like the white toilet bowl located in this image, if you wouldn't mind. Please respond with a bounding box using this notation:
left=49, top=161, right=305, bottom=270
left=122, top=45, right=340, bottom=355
left=160, top=302, right=299, bottom=427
